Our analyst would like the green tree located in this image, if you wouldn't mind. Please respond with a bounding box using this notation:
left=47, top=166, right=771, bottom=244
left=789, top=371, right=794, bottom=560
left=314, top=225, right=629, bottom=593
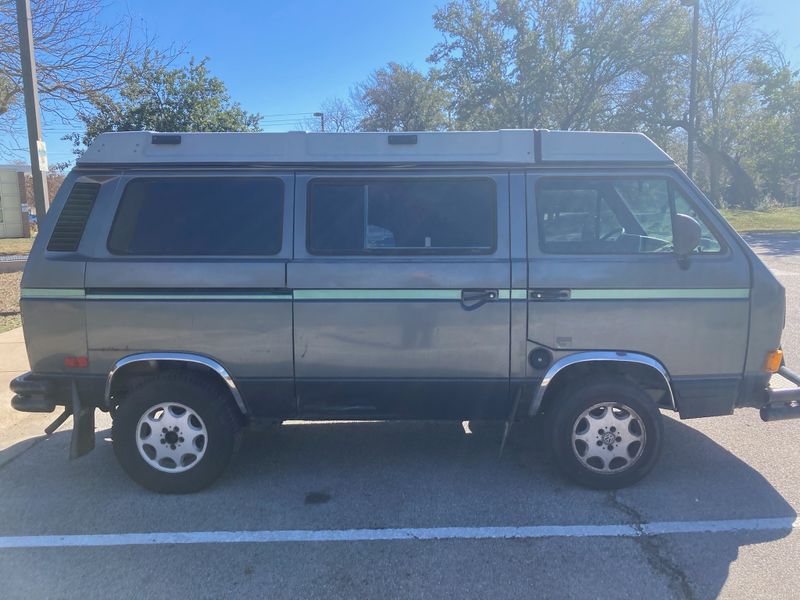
left=741, top=58, right=800, bottom=204
left=429, top=0, right=688, bottom=133
left=71, top=55, right=261, bottom=150
left=355, top=62, right=450, bottom=131
left=0, top=74, right=13, bottom=116
left=428, top=0, right=790, bottom=208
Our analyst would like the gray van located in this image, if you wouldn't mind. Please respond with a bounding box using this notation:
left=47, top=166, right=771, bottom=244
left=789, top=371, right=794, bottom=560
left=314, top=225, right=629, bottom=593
left=10, top=129, right=799, bottom=493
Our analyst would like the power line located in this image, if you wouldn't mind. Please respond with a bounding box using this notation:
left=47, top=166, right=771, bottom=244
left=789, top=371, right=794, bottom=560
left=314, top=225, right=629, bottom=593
left=259, top=119, right=308, bottom=123
left=257, top=111, right=316, bottom=117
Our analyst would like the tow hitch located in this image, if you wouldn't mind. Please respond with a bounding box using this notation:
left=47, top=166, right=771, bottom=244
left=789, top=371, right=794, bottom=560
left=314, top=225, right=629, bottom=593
left=760, top=366, right=800, bottom=422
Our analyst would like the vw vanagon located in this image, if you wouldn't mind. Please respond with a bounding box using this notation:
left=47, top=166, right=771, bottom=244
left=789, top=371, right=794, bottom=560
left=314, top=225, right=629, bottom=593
left=10, top=130, right=799, bottom=493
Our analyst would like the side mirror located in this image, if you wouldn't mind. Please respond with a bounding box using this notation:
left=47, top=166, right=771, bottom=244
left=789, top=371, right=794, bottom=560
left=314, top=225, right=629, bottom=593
left=673, top=213, right=702, bottom=267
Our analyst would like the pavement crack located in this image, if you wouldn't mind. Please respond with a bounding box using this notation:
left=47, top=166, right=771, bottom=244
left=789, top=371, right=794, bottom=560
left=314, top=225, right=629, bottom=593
left=609, top=491, right=696, bottom=600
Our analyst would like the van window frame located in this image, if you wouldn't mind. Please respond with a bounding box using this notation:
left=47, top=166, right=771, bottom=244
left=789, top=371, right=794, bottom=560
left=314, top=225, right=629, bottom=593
left=305, top=176, right=499, bottom=257
left=534, top=174, right=728, bottom=257
left=105, top=175, right=286, bottom=258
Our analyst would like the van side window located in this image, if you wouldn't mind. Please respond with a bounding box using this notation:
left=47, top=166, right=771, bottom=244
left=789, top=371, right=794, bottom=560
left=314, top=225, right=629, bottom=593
left=536, top=178, right=722, bottom=254
left=108, top=178, right=283, bottom=256
left=307, top=178, right=496, bottom=255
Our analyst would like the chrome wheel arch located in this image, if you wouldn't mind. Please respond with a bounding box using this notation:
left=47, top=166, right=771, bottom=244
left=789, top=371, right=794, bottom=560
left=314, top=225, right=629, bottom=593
left=529, top=351, right=675, bottom=416
left=104, top=352, right=248, bottom=415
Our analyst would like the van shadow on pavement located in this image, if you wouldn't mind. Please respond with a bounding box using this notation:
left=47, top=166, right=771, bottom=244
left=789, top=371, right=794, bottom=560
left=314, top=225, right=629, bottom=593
left=0, top=416, right=794, bottom=598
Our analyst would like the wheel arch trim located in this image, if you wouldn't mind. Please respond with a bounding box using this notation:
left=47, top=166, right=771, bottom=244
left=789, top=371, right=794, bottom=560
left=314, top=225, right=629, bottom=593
left=104, top=352, right=249, bottom=415
left=529, top=351, right=676, bottom=415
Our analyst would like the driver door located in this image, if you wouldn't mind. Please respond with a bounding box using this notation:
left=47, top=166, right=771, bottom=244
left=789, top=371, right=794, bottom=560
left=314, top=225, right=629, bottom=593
left=527, top=170, right=751, bottom=417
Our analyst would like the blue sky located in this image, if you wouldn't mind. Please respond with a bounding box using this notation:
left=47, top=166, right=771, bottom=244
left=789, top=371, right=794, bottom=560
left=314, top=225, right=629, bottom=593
left=4, top=0, right=800, bottom=166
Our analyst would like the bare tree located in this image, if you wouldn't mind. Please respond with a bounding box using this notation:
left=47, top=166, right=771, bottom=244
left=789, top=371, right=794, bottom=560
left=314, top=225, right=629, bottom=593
left=301, top=97, right=361, bottom=132
left=0, top=0, right=151, bottom=148
left=695, top=0, right=773, bottom=205
left=662, top=0, right=775, bottom=206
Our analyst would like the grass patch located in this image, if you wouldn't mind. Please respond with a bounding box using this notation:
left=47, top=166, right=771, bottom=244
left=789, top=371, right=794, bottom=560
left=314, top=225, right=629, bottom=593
left=0, top=271, right=21, bottom=333
left=719, top=207, right=800, bottom=233
left=0, top=236, right=34, bottom=256
left=0, top=313, right=21, bottom=333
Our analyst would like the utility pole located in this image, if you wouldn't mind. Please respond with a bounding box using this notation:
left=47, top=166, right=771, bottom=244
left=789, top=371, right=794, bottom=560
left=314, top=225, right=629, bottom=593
left=314, top=112, right=325, bottom=132
left=15, top=0, right=49, bottom=218
left=683, top=0, right=700, bottom=180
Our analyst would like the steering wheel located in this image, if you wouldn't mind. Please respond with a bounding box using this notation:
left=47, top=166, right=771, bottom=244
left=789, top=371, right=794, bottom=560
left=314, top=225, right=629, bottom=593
left=600, top=227, right=624, bottom=241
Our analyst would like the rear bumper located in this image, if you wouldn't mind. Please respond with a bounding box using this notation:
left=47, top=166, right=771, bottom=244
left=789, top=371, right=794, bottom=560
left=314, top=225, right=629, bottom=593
left=9, top=371, right=105, bottom=458
left=760, top=366, right=800, bottom=422
left=10, top=371, right=105, bottom=410
left=10, top=372, right=56, bottom=412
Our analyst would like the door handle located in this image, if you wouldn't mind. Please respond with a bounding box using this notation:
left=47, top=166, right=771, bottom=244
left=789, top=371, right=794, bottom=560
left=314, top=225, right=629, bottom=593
left=460, top=289, right=498, bottom=311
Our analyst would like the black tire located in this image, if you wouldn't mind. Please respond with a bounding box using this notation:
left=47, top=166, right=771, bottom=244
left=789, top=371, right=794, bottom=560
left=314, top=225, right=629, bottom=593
left=112, top=372, right=242, bottom=493
left=547, top=377, right=664, bottom=489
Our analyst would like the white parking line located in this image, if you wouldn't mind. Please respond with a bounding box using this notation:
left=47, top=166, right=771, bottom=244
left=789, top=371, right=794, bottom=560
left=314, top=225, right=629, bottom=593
left=0, top=517, right=796, bottom=549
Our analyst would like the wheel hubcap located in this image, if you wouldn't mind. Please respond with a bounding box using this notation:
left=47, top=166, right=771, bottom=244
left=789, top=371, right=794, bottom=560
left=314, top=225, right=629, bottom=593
left=135, top=402, right=207, bottom=473
left=571, top=402, right=646, bottom=474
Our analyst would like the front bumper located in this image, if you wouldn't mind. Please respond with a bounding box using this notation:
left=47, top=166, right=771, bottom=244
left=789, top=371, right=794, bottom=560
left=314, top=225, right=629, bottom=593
left=760, top=366, right=800, bottom=422
left=10, top=371, right=103, bottom=458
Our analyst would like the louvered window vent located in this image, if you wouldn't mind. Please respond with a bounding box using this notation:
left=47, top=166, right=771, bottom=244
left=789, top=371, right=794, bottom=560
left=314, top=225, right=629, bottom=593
left=47, top=182, right=100, bottom=252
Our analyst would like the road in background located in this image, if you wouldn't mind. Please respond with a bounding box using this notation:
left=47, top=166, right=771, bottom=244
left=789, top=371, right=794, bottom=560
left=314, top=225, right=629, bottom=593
left=0, top=234, right=798, bottom=599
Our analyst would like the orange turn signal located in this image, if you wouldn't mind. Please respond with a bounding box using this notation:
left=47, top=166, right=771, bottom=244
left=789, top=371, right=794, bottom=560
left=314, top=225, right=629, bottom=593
left=764, top=350, right=783, bottom=374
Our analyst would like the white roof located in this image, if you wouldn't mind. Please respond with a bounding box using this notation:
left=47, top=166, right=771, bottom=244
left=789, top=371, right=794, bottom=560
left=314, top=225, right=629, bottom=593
left=0, top=165, right=31, bottom=174
left=77, top=129, right=673, bottom=166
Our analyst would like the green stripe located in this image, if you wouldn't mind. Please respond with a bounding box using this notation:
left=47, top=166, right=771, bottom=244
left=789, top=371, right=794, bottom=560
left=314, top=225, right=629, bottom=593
left=22, top=287, right=750, bottom=302
left=498, top=289, right=528, bottom=300
left=293, top=289, right=463, bottom=301
left=569, top=288, right=750, bottom=300
left=85, top=293, right=292, bottom=301
left=21, top=288, right=85, bottom=299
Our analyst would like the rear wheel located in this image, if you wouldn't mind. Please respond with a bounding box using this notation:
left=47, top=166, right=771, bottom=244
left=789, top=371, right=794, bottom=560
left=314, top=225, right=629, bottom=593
left=547, top=378, right=663, bottom=489
left=112, top=372, right=241, bottom=493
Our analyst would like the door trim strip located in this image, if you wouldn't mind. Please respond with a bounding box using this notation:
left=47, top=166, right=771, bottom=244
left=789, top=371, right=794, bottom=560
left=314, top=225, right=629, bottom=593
left=21, top=288, right=86, bottom=299
left=538, top=288, right=750, bottom=301
left=21, top=287, right=750, bottom=302
left=293, top=289, right=463, bottom=301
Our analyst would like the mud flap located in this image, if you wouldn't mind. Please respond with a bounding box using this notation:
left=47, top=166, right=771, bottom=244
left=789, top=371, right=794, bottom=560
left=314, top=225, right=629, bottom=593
left=499, top=388, right=523, bottom=458
left=69, top=380, right=95, bottom=459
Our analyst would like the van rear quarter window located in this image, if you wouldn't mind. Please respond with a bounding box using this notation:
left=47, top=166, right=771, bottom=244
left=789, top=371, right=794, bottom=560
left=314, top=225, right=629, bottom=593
left=307, top=178, right=497, bottom=255
left=107, top=177, right=283, bottom=256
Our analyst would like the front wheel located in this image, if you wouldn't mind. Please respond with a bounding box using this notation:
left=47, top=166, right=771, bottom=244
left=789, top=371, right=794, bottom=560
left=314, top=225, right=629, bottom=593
left=547, top=378, right=664, bottom=489
left=112, top=373, right=241, bottom=493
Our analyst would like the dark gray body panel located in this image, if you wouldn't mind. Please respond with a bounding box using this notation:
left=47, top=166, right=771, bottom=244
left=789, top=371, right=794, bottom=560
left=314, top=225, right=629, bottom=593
left=75, top=170, right=294, bottom=417
left=289, top=171, right=512, bottom=417
left=21, top=298, right=87, bottom=373
left=20, top=171, right=91, bottom=373
left=526, top=169, right=753, bottom=416
left=17, top=162, right=785, bottom=423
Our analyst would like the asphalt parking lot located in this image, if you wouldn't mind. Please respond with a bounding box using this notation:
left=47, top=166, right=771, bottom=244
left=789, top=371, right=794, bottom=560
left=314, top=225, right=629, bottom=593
left=1, top=234, right=798, bottom=599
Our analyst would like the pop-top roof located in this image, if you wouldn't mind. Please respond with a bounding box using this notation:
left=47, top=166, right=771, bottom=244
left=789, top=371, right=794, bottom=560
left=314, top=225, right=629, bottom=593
left=77, top=129, right=673, bottom=166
